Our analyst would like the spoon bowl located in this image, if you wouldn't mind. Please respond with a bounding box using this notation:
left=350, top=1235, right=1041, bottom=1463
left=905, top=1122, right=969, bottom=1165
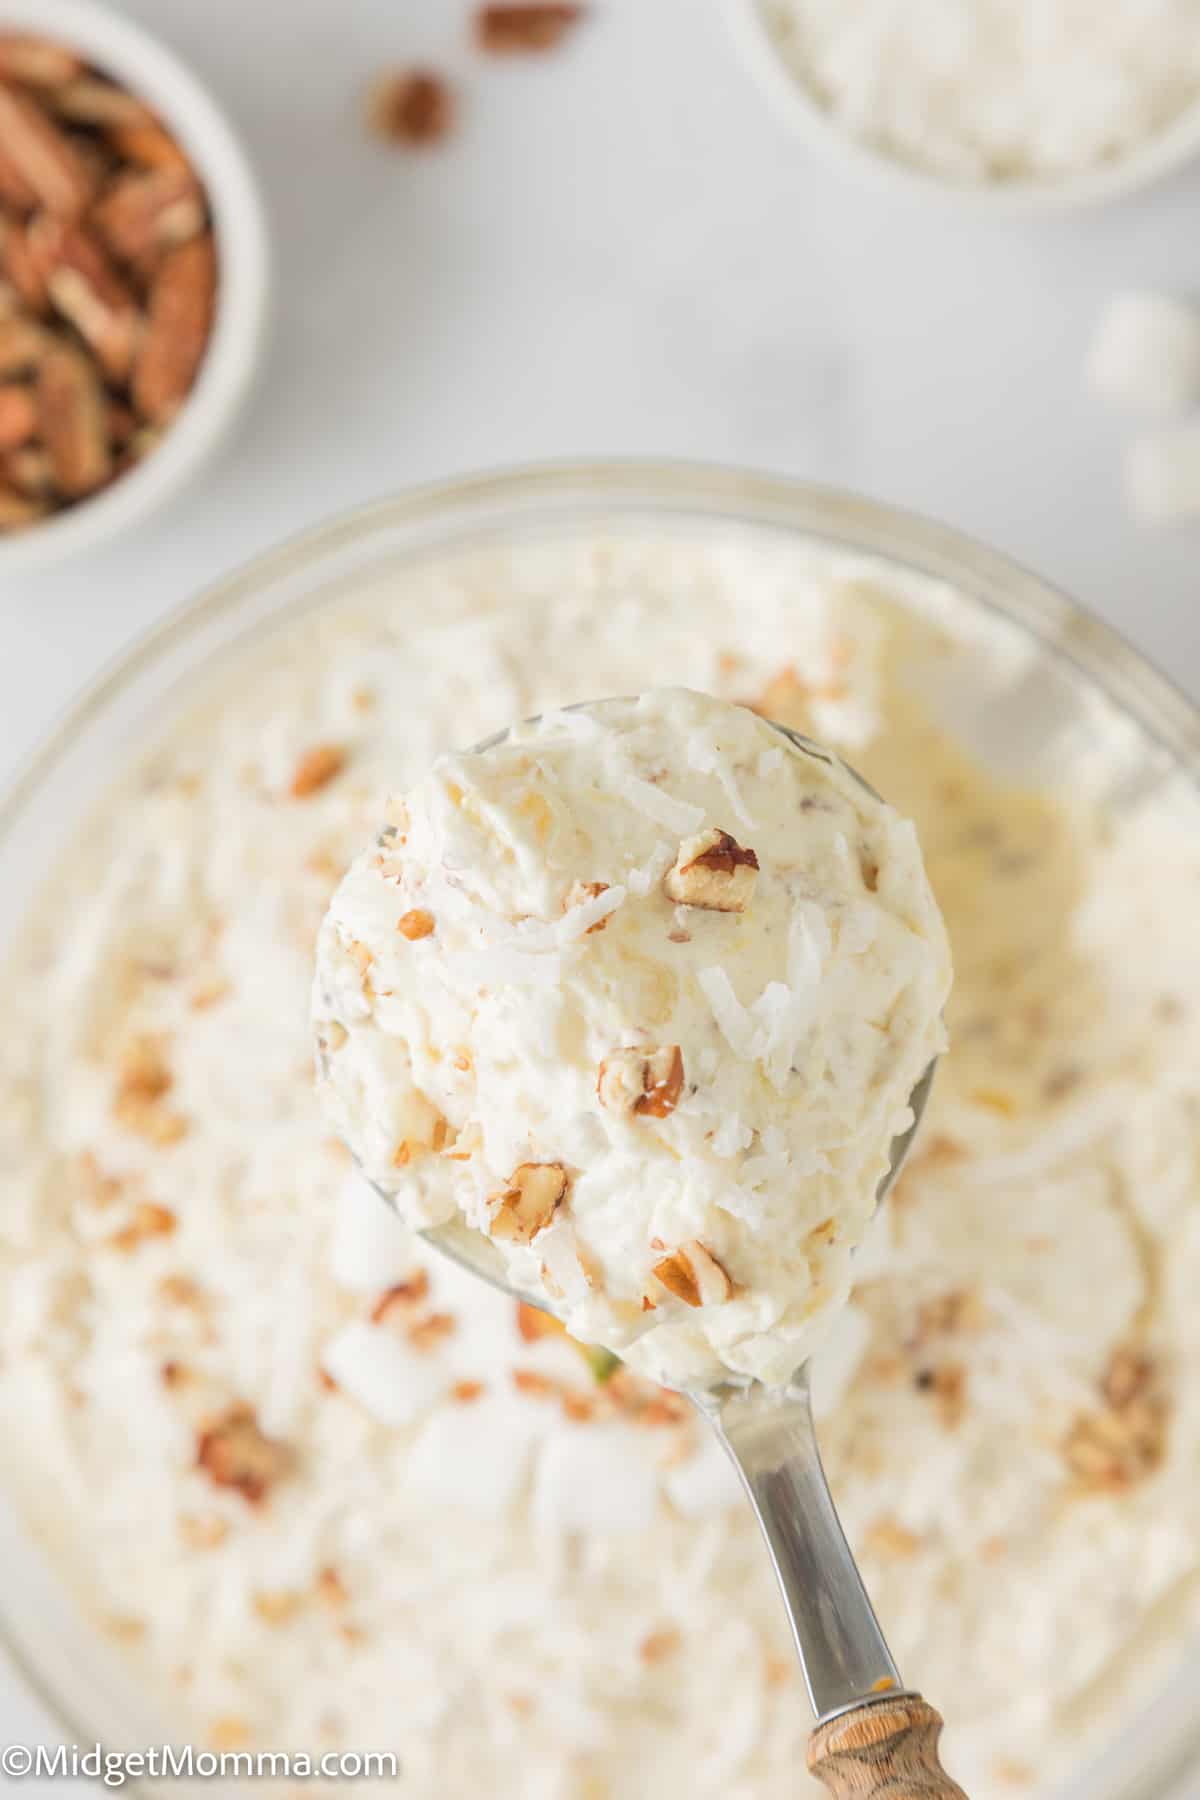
left=393, top=707, right=936, bottom=1358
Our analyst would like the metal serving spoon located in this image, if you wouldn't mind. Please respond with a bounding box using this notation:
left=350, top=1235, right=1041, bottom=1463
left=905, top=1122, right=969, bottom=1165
left=374, top=709, right=967, bottom=1800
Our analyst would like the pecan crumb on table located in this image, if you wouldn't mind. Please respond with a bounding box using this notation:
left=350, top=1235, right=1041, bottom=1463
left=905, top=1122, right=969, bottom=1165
left=366, top=70, right=455, bottom=148
left=475, top=5, right=587, bottom=53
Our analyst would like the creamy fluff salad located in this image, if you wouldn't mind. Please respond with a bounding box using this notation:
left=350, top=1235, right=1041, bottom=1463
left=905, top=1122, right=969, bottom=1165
left=314, top=689, right=950, bottom=1388
left=0, top=526, right=1197, bottom=1800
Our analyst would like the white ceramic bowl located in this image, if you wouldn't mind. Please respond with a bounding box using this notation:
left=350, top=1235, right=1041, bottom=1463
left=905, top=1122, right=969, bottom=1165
left=724, top=0, right=1200, bottom=215
left=0, top=0, right=270, bottom=572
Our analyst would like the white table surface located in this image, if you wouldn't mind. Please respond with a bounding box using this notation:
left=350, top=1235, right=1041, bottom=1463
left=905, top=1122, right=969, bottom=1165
left=2, top=0, right=1199, bottom=1789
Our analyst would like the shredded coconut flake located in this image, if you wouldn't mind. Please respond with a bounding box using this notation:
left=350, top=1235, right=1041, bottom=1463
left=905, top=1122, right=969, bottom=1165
left=622, top=776, right=706, bottom=835
left=626, top=842, right=674, bottom=896
left=698, top=965, right=761, bottom=1063
left=558, top=883, right=626, bottom=941
left=686, top=727, right=756, bottom=827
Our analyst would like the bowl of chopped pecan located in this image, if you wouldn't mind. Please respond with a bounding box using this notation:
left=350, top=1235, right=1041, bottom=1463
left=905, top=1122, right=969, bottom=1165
left=0, top=0, right=269, bottom=565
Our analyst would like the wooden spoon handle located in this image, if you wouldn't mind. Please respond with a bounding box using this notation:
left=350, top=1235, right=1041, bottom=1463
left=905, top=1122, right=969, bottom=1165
left=808, top=1694, right=968, bottom=1800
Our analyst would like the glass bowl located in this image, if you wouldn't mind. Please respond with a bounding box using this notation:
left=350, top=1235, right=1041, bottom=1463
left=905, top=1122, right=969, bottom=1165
left=1, top=462, right=1197, bottom=1800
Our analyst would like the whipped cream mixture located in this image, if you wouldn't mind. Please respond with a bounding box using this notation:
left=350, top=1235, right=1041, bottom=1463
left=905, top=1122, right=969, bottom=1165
left=0, top=528, right=1198, bottom=1800
left=314, top=690, right=949, bottom=1388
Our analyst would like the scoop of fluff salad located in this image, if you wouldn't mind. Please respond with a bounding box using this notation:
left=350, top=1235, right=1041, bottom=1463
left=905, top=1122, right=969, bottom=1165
left=314, top=689, right=951, bottom=1388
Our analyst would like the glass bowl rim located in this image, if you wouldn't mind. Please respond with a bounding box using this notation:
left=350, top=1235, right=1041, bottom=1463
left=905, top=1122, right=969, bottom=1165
left=6, top=460, right=1200, bottom=843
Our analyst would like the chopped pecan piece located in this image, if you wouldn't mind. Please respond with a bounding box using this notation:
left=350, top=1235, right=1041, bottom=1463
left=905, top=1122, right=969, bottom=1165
left=407, top=1311, right=457, bottom=1353
left=290, top=743, right=345, bottom=799
left=863, top=1517, right=922, bottom=1559
left=512, top=1368, right=556, bottom=1397
left=488, top=1161, right=569, bottom=1243
left=664, top=828, right=759, bottom=912
left=1102, top=1344, right=1156, bottom=1410
left=397, top=908, right=435, bottom=940
left=912, top=1288, right=988, bottom=1346
left=316, top=1565, right=347, bottom=1609
left=1063, top=1344, right=1168, bottom=1493
left=917, top=1362, right=967, bottom=1430
left=560, top=1389, right=597, bottom=1422
left=93, top=167, right=204, bottom=270
left=115, top=1034, right=172, bottom=1104
left=36, top=336, right=110, bottom=496
left=209, top=1718, right=248, bottom=1752
left=369, top=1270, right=431, bottom=1323
left=253, top=1590, right=300, bottom=1625
left=132, top=231, right=216, bottom=424
left=750, top=667, right=810, bottom=728
left=112, top=1036, right=189, bottom=1146
left=34, top=218, right=140, bottom=380
left=0, top=80, right=95, bottom=216
left=367, top=70, right=454, bottom=147
left=653, top=1240, right=733, bottom=1307
left=109, top=1200, right=177, bottom=1251
left=636, top=1045, right=684, bottom=1117
left=0, top=386, right=36, bottom=450
left=2, top=218, right=51, bottom=312
left=107, top=120, right=189, bottom=171
left=0, top=36, right=84, bottom=86
left=159, top=1273, right=203, bottom=1307
left=597, top=1044, right=685, bottom=1118
left=48, top=77, right=153, bottom=129
left=597, top=1048, right=647, bottom=1114
left=476, top=5, right=585, bottom=52
left=916, top=1134, right=965, bottom=1171
left=196, top=1403, right=291, bottom=1505
left=1063, top=1404, right=1166, bottom=1491
left=0, top=140, right=37, bottom=210
left=639, top=1627, right=682, bottom=1663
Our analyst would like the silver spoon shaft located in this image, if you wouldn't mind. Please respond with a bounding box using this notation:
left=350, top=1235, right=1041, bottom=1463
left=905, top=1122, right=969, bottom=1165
left=709, top=1376, right=902, bottom=1721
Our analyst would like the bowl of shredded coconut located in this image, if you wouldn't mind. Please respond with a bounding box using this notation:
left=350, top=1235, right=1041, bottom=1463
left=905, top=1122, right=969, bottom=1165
left=2, top=463, right=1200, bottom=1800
left=728, top=0, right=1200, bottom=206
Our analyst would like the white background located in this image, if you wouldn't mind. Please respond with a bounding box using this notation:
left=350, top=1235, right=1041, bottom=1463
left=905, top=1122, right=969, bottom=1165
left=2, top=0, right=1200, bottom=1787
